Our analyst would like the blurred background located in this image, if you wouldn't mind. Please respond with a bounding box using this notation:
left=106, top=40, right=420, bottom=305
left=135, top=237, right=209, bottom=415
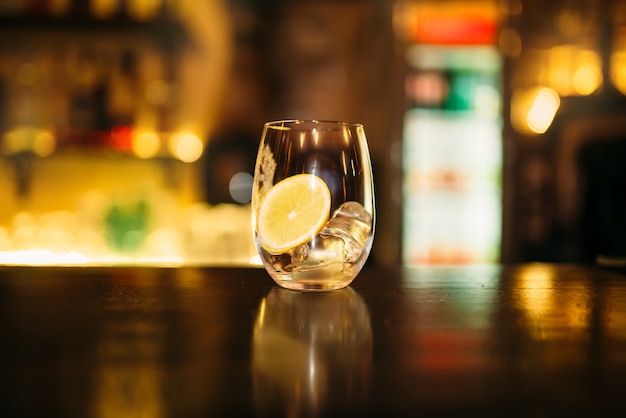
left=0, top=0, right=624, bottom=266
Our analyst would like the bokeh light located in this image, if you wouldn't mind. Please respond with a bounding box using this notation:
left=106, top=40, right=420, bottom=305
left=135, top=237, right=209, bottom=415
left=611, top=51, right=626, bottom=94
left=548, top=46, right=601, bottom=96
left=572, top=50, right=602, bottom=95
left=132, top=131, right=161, bottom=159
left=33, top=130, right=56, bottom=157
left=2, top=127, right=56, bottom=156
left=527, top=88, right=560, bottom=134
left=168, top=132, right=204, bottom=163
left=128, top=0, right=161, bottom=21
left=90, top=0, right=118, bottom=19
left=511, top=87, right=560, bottom=135
left=229, top=172, right=253, bottom=204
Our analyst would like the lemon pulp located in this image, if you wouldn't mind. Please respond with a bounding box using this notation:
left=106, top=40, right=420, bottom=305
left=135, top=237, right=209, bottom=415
left=257, top=174, right=331, bottom=253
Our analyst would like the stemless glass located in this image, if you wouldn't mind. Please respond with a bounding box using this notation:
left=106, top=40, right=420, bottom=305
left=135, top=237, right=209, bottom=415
left=251, top=120, right=375, bottom=291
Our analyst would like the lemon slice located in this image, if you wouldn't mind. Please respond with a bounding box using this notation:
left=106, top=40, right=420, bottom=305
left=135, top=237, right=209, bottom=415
left=257, top=174, right=331, bottom=253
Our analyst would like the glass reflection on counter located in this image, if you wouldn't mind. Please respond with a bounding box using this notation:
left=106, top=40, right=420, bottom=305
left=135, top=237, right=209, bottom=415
left=93, top=344, right=165, bottom=418
left=252, top=287, right=372, bottom=417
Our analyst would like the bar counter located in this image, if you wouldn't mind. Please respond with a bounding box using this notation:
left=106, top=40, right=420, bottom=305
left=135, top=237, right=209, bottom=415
left=1, top=263, right=626, bottom=417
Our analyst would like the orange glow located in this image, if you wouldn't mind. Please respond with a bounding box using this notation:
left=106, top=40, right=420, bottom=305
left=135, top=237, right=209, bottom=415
left=548, top=46, right=602, bottom=96
left=128, top=0, right=161, bottom=21
left=527, top=88, right=560, bottom=134
left=132, top=131, right=161, bottom=159
left=611, top=51, right=626, bottom=94
left=572, top=65, right=601, bottom=95
left=548, top=67, right=572, bottom=96
left=511, top=87, right=560, bottom=135
left=90, top=0, right=118, bottom=19
left=110, top=125, right=134, bottom=151
left=572, top=50, right=602, bottom=95
left=413, top=2, right=498, bottom=45
left=393, top=1, right=499, bottom=45
left=33, top=131, right=56, bottom=157
left=2, top=127, right=56, bottom=156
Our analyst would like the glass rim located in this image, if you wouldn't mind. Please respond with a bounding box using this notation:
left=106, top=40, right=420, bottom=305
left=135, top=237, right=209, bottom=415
left=264, top=119, right=364, bottom=130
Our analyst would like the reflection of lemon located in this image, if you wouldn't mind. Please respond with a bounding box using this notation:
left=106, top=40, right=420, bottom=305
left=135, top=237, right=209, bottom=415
left=257, top=174, right=331, bottom=253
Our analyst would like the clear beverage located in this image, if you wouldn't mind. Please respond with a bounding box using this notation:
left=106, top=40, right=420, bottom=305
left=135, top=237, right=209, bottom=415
left=251, top=120, right=375, bottom=291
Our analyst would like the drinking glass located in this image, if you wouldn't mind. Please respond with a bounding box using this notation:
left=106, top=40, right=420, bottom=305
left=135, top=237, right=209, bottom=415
left=251, top=120, right=375, bottom=291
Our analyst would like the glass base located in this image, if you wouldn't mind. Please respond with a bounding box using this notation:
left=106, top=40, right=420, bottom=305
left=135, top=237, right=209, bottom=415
left=273, top=278, right=354, bottom=292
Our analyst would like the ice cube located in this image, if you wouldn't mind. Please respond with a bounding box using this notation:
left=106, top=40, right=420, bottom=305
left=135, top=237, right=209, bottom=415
left=291, top=243, right=309, bottom=268
left=288, top=202, right=373, bottom=277
left=263, top=250, right=295, bottom=272
left=320, top=202, right=372, bottom=263
left=291, top=235, right=345, bottom=279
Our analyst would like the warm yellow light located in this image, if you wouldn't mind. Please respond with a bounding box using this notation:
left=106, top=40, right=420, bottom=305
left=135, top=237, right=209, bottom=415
left=33, top=130, right=56, bottom=157
left=2, top=129, right=22, bottom=155
left=548, top=68, right=572, bottom=96
left=515, top=264, right=556, bottom=335
left=511, top=88, right=541, bottom=134
left=2, top=126, right=55, bottom=155
left=132, top=131, right=161, bottom=159
left=90, top=0, right=118, bottom=19
left=611, top=51, right=626, bottom=95
left=572, top=50, right=602, bottom=95
left=572, top=65, right=601, bottom=95
left=548, top=46, right=574, bottom=96
left=392, top=1, right=419, bottom=42
left=510, top=89, right=529, bottom=134
left=128, top=0, right=161, bottom=21
left=0, top=250, right=89, bottom=266
left=168, top=132, right=203, bottom=163
left=512, top=87, right=559, bottom=134
left=527, top=88, right=560, bottom=134
left=548, top=46, right=602, bottom=96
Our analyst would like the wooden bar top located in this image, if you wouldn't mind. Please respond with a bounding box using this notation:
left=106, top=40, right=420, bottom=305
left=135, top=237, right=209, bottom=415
left=1, top=264, right=626, bottom=417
